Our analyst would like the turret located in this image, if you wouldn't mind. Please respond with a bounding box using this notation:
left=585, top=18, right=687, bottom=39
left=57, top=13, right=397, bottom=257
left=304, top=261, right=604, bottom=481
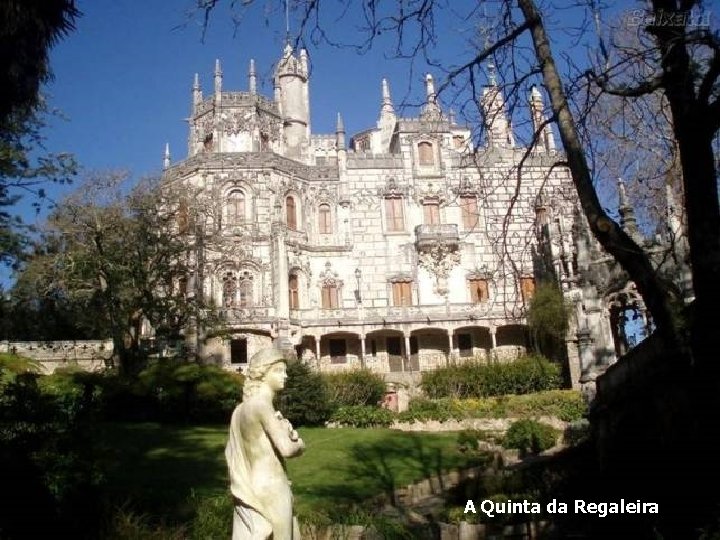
left=420, top=73, right=442, bottom=120
left=529, top=85, right=555, bottom=152
left=249, top=59, right=257, bottom=95
left=214, top=59, right=222, bottom=104
left=192, top=73, right=202, bottom=112
left=336, top=112, right=346, bottom=149
left=163, top=142, right=170, bottom=170
left=617, top=178, right=643, bottom=244
left=275, top=45, right=310, bottom=159
left=481, top=62, right=514, bottom=148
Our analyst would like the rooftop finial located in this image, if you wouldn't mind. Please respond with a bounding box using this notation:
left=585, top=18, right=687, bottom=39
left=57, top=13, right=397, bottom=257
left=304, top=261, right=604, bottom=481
left=336, top=112, right=346, bottom=149
left=249, top=59, right=257, bottom=94
left=381, top=78, right=395, bottom=115
left=214, top=59, right=222, bottom=98
left=163, top=143, right=171, bottom=170
left=618, top=178, right=630, bottom=209
left=192, top=73, right=202, bottom=109
left=425, top=73, right=436, bottom=101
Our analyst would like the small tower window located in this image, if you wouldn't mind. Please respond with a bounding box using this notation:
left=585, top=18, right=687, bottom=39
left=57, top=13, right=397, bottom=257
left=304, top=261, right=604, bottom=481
left=318, top=204, right=332, bottom=234
left=289, top=274, right=299, bottom=309
left=468, top=278, right=489, bottom=303
left=418, top=141, right=434, bottom=166
left=460, top=196, right=479, bottom=231
left=222, top=273, right=237, bottom=307
left=286, top=196, right=297, bottom=231
left=227, top=190, right=245, bottom=225
left=238, top=273, right=253, bottom=307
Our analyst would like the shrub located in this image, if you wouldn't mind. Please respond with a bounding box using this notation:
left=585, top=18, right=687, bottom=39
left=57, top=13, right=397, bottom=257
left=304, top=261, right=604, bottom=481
left=132, top=361, right=244, bottom=423
left=421, top=355, right=562, bottom=399
left=277, top=361, right=334, bottom=426
left=329, top=405, right=395, bottom=428
left=503, top=419, right=558, bottom=455
left=323, top=369, right=386, bottom=407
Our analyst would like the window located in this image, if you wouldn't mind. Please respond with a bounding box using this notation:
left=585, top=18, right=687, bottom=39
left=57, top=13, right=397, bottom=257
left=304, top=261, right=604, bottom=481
left=289, top=274, right=299, bottom=309
left=460, top=196, right=478, bottom=231
left=386, top=337, right=402, bottom=356
left=392, top=281, right=413, bottom=307
left=384, top=196, right=404, bottom=232
left=286, top=196, right=297, bottom=231
left=238, top=277, right=253, bottom=307
left=227, top=190, right=245, bottom=224
left=178, top=276, right=188, bottom=296
left=468, top=278, right=489, bottom=303
left=418, top=141, right=434, bottom=165
left=260, top=133, right=270, bottom=151
left=458, top=333, right=473, bottom=357
left=329, top=339, right=347, bottom=364
left=230, top=339, right=247, bottom=364
left=453, top=135, right=465, bottom=149
left=222, top=274, right=237, bottom=307
left=321, top=284, right=339, bottom=309
left=423, top=201, right=440, bottom=225
left=318, top=204, right=332, bottom=234
left=177, top=198, right=189, bottom=234
left=370, top=339, right=377, bottom=357
left=520, top=277, right=536, bottom=302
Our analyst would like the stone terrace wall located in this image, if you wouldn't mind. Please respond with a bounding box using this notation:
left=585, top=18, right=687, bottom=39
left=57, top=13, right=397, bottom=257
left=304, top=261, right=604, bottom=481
left=0, top=340, right=114, bottom=374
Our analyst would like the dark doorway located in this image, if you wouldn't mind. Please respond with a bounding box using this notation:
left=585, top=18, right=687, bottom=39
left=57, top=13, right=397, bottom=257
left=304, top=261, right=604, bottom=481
left=386, top=336, right=402, bottom=356
left=458, top=333, right=473, bottom=357
left=231, top=339, right=247, bottom=364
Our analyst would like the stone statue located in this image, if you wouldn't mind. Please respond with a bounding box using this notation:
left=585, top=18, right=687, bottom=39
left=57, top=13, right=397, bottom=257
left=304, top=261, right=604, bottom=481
left=226, top=348, right=305, bottom=539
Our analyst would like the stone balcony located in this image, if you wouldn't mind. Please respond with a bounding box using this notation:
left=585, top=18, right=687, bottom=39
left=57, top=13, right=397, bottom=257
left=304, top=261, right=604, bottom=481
left=219, top=306, right=276, bottom=325
left=414, top=224, right=459, bottom=250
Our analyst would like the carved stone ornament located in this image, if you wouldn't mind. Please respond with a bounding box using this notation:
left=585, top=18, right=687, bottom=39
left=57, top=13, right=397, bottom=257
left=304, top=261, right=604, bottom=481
left=319, top=261, right=342, bottom=287
left=194, top=113, right=215, bottom=143
left=418, top=243, right=461, bottom=295
left=377, top=176, right=412, bottom=197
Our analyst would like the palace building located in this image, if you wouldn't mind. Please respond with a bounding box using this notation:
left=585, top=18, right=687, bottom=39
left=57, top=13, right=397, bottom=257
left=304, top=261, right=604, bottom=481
left=159, top=45, right=691, bottom=393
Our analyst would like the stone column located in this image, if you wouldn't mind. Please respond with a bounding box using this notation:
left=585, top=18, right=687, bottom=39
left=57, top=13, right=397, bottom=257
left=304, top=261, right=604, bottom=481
left=360, top=335, right=366, bottom=368
left=446, top=330, right=454, bottom=366
left=315, top=336, right=321, bottom=366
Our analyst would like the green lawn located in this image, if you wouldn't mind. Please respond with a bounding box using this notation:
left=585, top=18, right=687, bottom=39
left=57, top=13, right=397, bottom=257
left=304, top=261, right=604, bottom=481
left=95, top=423, right=481, bottom=524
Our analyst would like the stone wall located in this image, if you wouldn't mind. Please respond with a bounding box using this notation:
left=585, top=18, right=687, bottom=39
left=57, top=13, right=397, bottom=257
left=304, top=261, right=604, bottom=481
left=0, top=340, right=114, bottom=374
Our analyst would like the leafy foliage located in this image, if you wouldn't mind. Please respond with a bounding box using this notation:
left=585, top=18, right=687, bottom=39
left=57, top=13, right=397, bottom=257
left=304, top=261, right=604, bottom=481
left=421, top=355, right=562, bottom=399
left=503, top=419, right=559, bottom=455
left=397, top=390, right=586, bottom=423
left=323, top=369, right=386, bottom=407
left=329, top=405, right=395, bottom=428
left=527, top=282, right=570, bottom=361
left=277, top=360, right=333, bottom=426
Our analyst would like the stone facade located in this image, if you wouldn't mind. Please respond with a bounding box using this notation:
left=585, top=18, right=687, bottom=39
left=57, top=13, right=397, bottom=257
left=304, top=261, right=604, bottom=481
left=0, top=340, right=113, bottom=374
left=162, top=47, right=661, bottom=388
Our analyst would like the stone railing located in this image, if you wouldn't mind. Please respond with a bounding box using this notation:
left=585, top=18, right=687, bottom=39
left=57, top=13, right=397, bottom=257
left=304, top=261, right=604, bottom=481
left=1, top=340, right=114, bottom=374
left=414, top=223, right=459, bottom=249
left=292, top=303, right=505, bottom=327
left=220, top=306, right=276, bottom=324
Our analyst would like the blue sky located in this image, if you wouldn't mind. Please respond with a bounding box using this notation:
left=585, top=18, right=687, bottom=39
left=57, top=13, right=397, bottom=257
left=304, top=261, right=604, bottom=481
left=37, top=0, right=468, bottom=203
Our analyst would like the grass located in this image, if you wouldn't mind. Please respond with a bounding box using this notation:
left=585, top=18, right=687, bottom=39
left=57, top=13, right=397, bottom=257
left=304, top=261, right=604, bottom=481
left=95, top=423, right=482, bottom=525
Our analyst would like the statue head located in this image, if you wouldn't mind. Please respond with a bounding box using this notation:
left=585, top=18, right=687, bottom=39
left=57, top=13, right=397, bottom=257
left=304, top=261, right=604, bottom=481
left=243, top=347, right=286, bottom=399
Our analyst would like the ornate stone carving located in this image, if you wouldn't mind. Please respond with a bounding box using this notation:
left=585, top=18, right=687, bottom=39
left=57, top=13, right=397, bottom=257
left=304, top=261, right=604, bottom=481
left=418, top=243, right=461, bottom=296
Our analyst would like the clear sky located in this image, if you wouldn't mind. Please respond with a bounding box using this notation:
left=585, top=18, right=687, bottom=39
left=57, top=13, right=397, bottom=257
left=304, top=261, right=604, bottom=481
left=37, top=0, right=468, bottom=206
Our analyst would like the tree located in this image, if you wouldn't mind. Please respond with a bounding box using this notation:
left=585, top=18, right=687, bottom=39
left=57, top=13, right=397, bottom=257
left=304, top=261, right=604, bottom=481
left=0, top=0, right=80, bottom=266
left=11, top=171, right=217, bottom=372
left=196, top=0, right=720, bottom=534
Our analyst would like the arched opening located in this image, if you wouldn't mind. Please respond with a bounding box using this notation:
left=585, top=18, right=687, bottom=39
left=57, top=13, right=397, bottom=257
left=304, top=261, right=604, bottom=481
left=227, top=190, right=245, bottom=225
left=286, top=196, right=297, bottom=231
left=318, top=203, right=332, bottom=234
left=418, top=141, right=434, bottom=165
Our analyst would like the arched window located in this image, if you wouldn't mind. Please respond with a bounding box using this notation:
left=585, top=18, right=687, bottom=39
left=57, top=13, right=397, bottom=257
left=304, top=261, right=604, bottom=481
left=238, top=275, right=253, bottom=307
left=418, top=141, right=434, bottom=166
left=227, top=190, right=245, bottom=224
left=318, top=204, right=332, bottom=234
left=286, top=196, right=297, bottom=231
left=222, top=273, right=237, bottom=307
left=289, top=274, right=299, bottom=309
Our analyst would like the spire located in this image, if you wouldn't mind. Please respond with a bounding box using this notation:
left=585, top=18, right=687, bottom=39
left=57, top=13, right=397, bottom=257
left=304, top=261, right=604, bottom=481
left=421, top=73, right=442, bottom=120
left=192, top=73, right=202, bottom=110
left=529, top=85, right=555, bottom=152
left=336, top=112, right=346, bottom=149
left=163, top=143, right=170, bottom=170
left=381, top=78, right=394, bottom=115
left=617, top=178, right=640, bottom=238
left=299, top=48, right=308, bottom=76
left=488, top=60, right=497, bottom=86
left=249, top=59, right=257, bottom=94
left=666, top=183, right=682, bottom=239
left=214, top=59, right=222, bottom=100
left=481, top=70, right=513, bottom=148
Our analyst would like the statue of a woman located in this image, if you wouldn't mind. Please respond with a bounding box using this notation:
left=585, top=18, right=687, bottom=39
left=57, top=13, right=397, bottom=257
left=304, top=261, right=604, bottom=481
left=225, top=348, right=305, bottom=539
